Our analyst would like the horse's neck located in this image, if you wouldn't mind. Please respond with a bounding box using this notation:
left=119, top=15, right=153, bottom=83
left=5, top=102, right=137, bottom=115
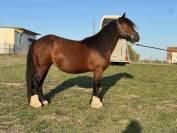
left=97, top=25, right=120, bottom=58
left=82, top=22, right=121, bottom=59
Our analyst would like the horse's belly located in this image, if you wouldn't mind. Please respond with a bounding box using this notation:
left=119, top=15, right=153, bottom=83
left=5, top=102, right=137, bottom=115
left=54, top=57, right=90, bottom=74
left=58, top=63, right=89, bottom=74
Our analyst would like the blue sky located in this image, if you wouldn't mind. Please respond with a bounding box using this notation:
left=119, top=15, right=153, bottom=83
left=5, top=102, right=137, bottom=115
left=0, top=0, right=177, bottom=60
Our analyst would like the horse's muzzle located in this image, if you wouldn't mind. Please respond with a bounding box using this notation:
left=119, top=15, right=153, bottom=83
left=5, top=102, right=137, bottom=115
left=131, top=32, right=140, bottom=43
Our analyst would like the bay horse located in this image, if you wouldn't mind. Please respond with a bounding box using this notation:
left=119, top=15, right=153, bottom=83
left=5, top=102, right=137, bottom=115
left=26, top=13, right=139, bottom=108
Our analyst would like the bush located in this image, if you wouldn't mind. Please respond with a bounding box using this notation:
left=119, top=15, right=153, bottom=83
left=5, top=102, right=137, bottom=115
left=128, top=44, right=140, bottom=61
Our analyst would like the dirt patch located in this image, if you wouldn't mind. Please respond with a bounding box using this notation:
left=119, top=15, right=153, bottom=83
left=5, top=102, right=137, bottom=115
left=42, top=113, right=70, bottom=122
left=156, top=102, right=177, bottom=112
left=0, top=116, right=24, bottom=133
left=127, top=94, right=139, bottom=99
left=121, top=94, right=139, bottom=100
left=0, top=82, right=23, bottom=87
left=0, top=125, right=24, bottom=133
left=156, top=100, right=175, bottom=104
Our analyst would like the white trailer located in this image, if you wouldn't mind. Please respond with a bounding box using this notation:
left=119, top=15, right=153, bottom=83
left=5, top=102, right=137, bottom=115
left=172, top=52, right=177, bottom=64
left=100, top=15, right=130, bottom=65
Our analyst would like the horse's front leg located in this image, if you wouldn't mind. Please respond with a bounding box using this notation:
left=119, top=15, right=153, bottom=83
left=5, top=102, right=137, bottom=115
left=91, top=68, right=103, bottom=108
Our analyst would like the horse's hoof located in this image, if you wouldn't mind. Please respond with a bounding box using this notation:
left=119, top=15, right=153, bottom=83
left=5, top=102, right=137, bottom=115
left=30, top=95, right=42, bottom=108
left=42, top=100, right=48, bottom=105
left=91, top=96, right=103, bottom=108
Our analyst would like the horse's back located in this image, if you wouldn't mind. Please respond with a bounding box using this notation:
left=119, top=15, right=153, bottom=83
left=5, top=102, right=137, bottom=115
left=33, top=34, right=70, bottom=57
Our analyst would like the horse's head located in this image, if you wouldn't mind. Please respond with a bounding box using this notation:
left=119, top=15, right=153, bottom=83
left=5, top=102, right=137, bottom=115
left=117, top=13, right=140, bottom=43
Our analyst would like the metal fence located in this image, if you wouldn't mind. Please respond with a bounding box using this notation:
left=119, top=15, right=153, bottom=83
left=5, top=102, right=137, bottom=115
left=0, top=43, right=29, bottom=55
left=0, top=44, right=14, bottom=54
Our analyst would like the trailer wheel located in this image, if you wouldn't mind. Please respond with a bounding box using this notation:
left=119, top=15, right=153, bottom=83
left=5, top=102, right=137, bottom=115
left=111, top=62, right=126, bottom=66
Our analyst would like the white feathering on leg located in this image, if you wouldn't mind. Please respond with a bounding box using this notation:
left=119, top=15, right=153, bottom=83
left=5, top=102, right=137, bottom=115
left=91, top=96, right=103, bottom=108
left=30, top=95, right=42, bottom=108
left=42, top=100, right=48, bottom=105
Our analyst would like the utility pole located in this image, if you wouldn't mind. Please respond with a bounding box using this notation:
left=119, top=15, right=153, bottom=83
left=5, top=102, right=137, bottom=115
left=92, top=18, right=96, bottom=35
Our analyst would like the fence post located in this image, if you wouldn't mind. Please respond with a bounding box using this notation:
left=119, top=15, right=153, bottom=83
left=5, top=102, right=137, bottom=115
left=9, top=44, right=10, bottom=55
left=13, top=44, right=15, bottom=54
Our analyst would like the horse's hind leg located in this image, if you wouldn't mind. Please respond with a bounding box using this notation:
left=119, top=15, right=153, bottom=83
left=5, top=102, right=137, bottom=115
left=30, top=76, right=42, bottom=108
left=38, top=65, right=51, bottom=106
left=30, top=65, right=51, bottom=107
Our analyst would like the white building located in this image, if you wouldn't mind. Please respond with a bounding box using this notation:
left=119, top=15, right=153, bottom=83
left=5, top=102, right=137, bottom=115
left=0, top=26, right=40, bottom=54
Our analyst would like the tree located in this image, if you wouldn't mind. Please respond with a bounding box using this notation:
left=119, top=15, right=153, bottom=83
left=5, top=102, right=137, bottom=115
left=128, top=44, right=140, bottom=61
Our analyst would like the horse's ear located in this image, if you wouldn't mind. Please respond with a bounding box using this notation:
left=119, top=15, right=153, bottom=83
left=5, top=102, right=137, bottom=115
left=122, top=12, right=126, bottom=18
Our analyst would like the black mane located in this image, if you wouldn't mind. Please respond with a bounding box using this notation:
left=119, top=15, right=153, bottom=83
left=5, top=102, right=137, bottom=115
left=120, top=17, right=136, bottom=28
left=81, top=17, right=136, bottom=58
left=81, top=20, right=120, bottom=57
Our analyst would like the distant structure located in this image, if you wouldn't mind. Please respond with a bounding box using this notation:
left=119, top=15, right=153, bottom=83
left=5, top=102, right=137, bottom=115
left=167, top=47, right=177, bottom=64
left=0, top=26, right=40, bottom=54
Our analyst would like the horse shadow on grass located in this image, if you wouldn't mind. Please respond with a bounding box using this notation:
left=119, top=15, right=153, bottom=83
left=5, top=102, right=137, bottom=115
left=122, top=120, right=142, bottom=133
left=45, top=72, right=133, bottom=102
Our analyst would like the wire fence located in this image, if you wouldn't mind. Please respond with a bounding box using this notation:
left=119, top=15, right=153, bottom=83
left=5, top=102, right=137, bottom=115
left=133, top=43, right=177, bottom=64
left=0, top=43, right=29, bottom=55
left=0, top=44, right=14, bottom=55
left=134, top=43, right=177, bottom=52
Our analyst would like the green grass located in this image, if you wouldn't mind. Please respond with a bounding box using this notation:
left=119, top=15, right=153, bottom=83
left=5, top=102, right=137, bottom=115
left=0, top=55, right=177, bottom=133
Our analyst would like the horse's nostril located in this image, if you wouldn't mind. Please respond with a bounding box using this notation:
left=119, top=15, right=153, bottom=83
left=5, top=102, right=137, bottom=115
left=136, top=35, right=140, bottom=41
left=135, top=33, right=140, bottom=42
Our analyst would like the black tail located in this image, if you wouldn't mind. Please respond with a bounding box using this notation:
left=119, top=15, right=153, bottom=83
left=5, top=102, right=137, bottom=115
left=26, top=39, right=36, bottom=103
